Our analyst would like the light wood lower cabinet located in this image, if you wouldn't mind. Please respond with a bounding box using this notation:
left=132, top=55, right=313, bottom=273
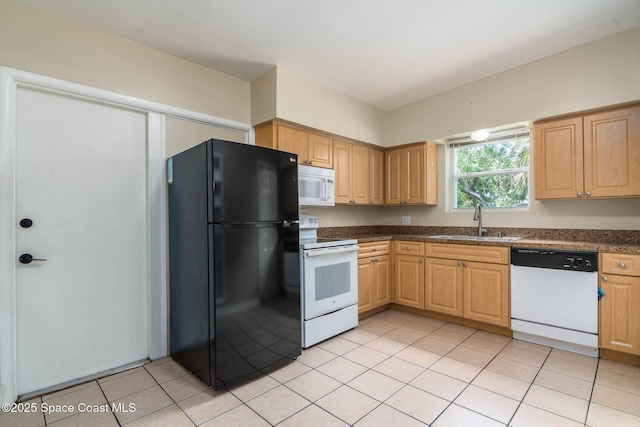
left=425, top=258, right=463, bottom=317
left=394, top=254, right=424, bottom=309
left=395, top=243, right=510, bottom=328
left=358, top=242, right=391, bottom=314
left=424, top=257, right=509, bottom=326
left=600, top=253, right=640, bottom=355
left=463, top=261, right=509, bottom=326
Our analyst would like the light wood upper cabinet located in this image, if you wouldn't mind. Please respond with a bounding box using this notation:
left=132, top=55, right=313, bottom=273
left=385, top=142, right=437, bottom=205
left=584, top=107, right=640, bottom=198
left=334, top=140, right=352, bottom=204
left=385, top=149, right=403, bottom=204
left=306, top=133, right=333, bottom=168
left=352, top=144, right=370, bottom=204
left=369, top=148, right=385, bottom=205
left=533, top=117, right=583, bottom=199
left=534, top=105, right=640, bottom=200
left=333, top=140, right=371, bottom=205
left=277, top=126, right=307, bottom=161
left=255, top=123, right=333, bottom=168
left=600, top=252, right=640, bottom=355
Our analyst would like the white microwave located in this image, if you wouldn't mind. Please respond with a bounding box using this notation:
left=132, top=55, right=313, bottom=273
left=298, top=164, right=335, bottom=206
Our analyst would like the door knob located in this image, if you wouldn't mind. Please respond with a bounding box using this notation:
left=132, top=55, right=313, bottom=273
left=19, top=254, right=47, bottom=264
left=20, top=218, right=33, bottom=228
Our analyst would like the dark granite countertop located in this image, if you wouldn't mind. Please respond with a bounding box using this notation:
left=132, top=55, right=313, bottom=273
left=318, top=226, right=640, bottom=254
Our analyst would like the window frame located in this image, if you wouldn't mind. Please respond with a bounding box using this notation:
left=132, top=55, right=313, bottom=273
left=448, top=130, right=531, bottom=211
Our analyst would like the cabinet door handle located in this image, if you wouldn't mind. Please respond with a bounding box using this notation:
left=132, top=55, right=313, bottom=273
left=586, top=191, right=591, bottom=197
left=369, top=201, right=374, bottom=204
left=463, top=262, right=468, bottom=267
left=602, top=276, right=608, bottom=282
left=457, top=261, right=462, bottom=266
left=419, top=258, right=424, bottom=263
left=308, top=160, right=313, bottom=165
left=577, top=192, right=583, bottom=197
left=619, top=262, right=626, bottom=268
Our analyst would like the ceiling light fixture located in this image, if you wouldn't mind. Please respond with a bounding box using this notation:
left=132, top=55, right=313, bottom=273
left=470, top=129, right=490, bottom=141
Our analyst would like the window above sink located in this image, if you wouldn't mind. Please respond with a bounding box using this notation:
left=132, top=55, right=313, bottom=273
left=447, top=126, right=530, bottom=211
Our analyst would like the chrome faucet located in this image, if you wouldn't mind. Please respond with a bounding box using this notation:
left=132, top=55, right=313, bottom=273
left=473, top=204, right=487, bottom=236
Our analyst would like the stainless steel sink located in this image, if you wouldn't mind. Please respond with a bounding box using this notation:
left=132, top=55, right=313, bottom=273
left=428, top=235, right=522, bottom=242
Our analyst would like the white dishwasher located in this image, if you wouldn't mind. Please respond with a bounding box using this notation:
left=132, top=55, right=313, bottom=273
left=510, top=248, right=599, bottom=357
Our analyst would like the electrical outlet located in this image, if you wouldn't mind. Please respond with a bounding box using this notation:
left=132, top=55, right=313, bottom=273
left=402, top=216, right=411, bottom=225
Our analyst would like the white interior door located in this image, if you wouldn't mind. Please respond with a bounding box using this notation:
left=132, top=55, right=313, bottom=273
left=15, top=87, right=149, bottom=395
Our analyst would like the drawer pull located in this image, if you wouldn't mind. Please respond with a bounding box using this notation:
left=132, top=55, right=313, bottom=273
left=406, top=246, right=411, bottom=251
left=619, top=262, right=626, bottom=269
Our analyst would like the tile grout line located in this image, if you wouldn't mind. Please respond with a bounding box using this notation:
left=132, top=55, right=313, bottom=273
left=139, top=363, right=197, bottom=426
left=94, top=381, right=123, bottom=427
left=503, top=346, right=551, bottom=427
left=429, top=329, right=513, bottom=426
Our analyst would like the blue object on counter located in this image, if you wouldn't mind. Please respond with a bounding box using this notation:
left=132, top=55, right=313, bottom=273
left=598, top=287, right=605, bottom=300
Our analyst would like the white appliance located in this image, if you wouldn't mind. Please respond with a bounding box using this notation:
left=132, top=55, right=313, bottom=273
left=298, top=165, right=335, bottom=207
left=510, top=248, right=599, bottom=357
left=299, top=215, right=358, bottom=347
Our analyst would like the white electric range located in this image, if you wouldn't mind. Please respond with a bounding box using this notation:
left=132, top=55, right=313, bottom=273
left=299, top=215, right=359, bottom=348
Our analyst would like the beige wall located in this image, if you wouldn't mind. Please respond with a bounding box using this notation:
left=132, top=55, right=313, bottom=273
left=165, top=118, right=247, bottom=157
left=3, top=0, right=638, bottom=230
left=300, top=206, right=380, bottom=227
left=384, top=27, right=640, bottom=144
left=250, top=67, right=278, bottom=126
left=273, top=66, right=386, bottom=145
left=306, top=27, right=640, bottom=230
left=0, top=0, right=251, bottom=124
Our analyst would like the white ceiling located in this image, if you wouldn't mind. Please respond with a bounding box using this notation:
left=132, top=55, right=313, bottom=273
left=16, top=0, right=640, bottom=111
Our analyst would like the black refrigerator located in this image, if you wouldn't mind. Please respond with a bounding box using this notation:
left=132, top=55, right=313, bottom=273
left=167, top=139, right=301, bottom=390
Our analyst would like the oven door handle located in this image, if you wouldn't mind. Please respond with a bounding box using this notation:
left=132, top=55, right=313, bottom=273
left=304, top=245, right=359, bottom=257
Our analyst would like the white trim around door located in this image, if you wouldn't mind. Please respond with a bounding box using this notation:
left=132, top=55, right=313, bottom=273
left=0, top=66, right=252, bottom=404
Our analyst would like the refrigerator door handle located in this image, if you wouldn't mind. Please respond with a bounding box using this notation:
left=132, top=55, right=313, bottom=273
left=283, top=219, right=300, bottom=227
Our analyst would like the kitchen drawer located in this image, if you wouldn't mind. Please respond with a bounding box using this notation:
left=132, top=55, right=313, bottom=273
left=601, top=253, right=640, bottom=277
left=394, top=241, right=425, bottom=256
left=425, top=243, right=509, bottom=264
left=358, top=241, right=390, bottom=258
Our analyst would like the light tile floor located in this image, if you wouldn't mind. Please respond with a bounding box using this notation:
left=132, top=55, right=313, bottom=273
left=3, top=309, right=640, bottom=426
